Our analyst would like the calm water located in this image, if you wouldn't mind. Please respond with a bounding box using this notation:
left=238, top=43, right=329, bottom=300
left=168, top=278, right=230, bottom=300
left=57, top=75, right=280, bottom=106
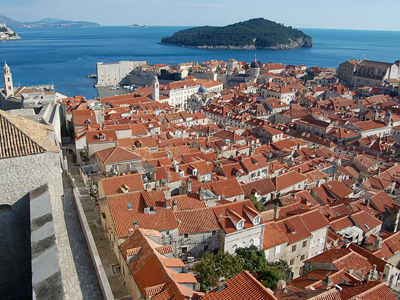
left=1, top=26, right=400, bottom=99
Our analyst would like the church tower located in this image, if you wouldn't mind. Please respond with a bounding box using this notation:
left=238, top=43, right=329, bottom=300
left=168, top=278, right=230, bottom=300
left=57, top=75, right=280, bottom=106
left=249, top=55, right=260, bottom=78
left=152, top=76, right=159, bottom=102
left=3, top=61, right=14, bottom=98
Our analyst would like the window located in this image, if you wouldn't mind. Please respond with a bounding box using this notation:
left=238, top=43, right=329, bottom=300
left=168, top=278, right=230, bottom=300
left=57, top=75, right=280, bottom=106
left=274, top=245, right=281, bottom=256
left=237, top=221, right=244, bottom=230
left=254, top=216, right=260, bottom=225
left=204, top=245, right=209, bottom=251
left=184, top=233, right=189, bottom=238
left=290, top=259, right=295, bottom=265
left=212, top=231, right=217, bottom=236
left=292, top=244, right=297, bottom=252
left=302, top=240, right=307, bottom=248
left=182, top=247, right=187, bottom=253
left=301, top=254, right=306, bottom=261
left=112, top=264, right=121, bottom=274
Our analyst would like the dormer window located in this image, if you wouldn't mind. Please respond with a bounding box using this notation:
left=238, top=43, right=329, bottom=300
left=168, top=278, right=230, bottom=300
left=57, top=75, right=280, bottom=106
left=237, top=220, right=244, bottom=230
left=254, top=216, right=260, bottom=225
left=179, top=171, right=184, bottom=177
left=100, top=135, right=105, bottom=140
left=192, top=168, right=198, bottom=176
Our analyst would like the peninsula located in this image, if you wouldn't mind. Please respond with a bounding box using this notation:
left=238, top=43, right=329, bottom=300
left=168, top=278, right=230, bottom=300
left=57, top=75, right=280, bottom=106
left=161, top=18, right=312, bottom=50
left=0, top=23, right=21, bottom=40
left=0, top=14, right=100, bottom=28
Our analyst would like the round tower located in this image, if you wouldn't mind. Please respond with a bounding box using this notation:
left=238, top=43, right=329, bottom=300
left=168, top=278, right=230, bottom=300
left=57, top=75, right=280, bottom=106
left=3, top=61, right=14, bottom=98
left=152, top=76, right=159, bottom=102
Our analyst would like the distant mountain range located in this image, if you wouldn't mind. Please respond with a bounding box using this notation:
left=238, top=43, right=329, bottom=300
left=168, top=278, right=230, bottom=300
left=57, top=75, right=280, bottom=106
left=0, top=14, right=100, bottom=28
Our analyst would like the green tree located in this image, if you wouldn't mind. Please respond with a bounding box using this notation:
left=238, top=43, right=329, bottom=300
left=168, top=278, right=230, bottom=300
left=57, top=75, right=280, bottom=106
left=268, top=259, right=293, bottom=282
left=235, top=245, right=267, bottom=274
left=245, top=195, right=265, bottom=212
left=257, top=265, right=282, bottom=290
left=193, top=251, right=244, bottom=293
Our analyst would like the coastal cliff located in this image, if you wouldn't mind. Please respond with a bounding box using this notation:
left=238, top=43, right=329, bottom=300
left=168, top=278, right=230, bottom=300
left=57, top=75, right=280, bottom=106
left=0, top=23, right=21, bottom=40
left=161, top=18, right=312, bottom=50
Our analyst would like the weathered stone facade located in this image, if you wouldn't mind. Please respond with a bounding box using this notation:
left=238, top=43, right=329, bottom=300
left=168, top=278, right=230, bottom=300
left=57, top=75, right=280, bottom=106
left=222, top=224, right=264, bottom=254
left=0, top=152, right=62, bottom=206
left=177, top=231, right=220, bottom=260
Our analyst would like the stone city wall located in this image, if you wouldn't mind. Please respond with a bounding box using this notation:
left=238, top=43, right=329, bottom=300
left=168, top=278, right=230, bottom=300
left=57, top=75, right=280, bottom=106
left=0, top=152, right=62, bottom=206
left=65, top=168, right=114, bottom=300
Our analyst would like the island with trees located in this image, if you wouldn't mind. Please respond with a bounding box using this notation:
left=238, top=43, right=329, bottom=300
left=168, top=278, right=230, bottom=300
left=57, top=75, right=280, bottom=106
left=161, top=18, right=312, bottom=50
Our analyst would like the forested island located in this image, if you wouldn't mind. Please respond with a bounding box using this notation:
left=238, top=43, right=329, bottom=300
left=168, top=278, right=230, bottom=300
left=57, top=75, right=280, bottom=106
left=161, top=18, right=312, bottom=50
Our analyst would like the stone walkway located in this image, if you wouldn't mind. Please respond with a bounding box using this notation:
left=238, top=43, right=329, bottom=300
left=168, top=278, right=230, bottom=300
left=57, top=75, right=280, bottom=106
left=69, top=164, right=132, bottom=300
left=62, top=172, right=104, bottom=300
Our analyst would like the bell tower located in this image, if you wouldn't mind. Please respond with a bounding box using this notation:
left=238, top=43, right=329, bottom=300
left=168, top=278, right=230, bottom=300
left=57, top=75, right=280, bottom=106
left=152, top=76, right=159, bottom=102
left=3, top=61, right=14, bottom=98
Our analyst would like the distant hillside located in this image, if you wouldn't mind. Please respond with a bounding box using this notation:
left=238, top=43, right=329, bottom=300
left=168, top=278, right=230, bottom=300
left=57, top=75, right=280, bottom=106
left=161, top=18, right=312, bottom=50
left=0, top=13, right=100, bottom=28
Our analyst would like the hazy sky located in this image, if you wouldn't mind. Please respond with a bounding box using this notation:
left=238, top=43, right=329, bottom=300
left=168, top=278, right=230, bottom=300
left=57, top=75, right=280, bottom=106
left=2, top=0, right=400, bottom=31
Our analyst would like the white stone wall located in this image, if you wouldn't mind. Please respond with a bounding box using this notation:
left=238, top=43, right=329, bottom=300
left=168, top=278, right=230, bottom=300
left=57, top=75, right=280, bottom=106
left=0, top=152, right=62, bottom=206
left=96, top=61, right=146, bottom=87
left=222, top=224, right=264, bottom=254
left=308, top=227, right=328, bottom=259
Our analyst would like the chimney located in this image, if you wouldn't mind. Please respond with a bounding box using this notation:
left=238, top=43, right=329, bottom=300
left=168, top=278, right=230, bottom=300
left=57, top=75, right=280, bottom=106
left=172, top=199, right=178, bottom=212
left=322, top=275, right=333, bottom=290
left=372, top=264, right=377, bottom=280
left=146, top=183, right=152, bottom=191
left=274, top=205, right=280, bottom=220
left=298, top=167, right=302, bottom=174
left=164, top=188, right=171, bottom=200
left=216, top=277, right=226, bottom=292
left=327, top=213, right=332, bottom=219
left=187, top=178, right=192, bottom=192
left=199, top=186, right=205, bottom=201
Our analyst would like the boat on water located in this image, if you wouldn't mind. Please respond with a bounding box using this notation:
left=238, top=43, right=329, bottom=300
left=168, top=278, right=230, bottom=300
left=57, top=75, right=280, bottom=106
left=86, top=74, right=97, bottom=79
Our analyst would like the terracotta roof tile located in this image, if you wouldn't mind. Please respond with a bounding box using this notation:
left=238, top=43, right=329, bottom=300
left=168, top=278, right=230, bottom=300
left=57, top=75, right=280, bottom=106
left=201, top=270, right=278, bottom=300
left=0, top=109, right=59, bottom=158
left=99, top=173, right=144, bottom=196
left=96, top=146, right=142, bottom=164
left=107, top=190, right=178, bottom=238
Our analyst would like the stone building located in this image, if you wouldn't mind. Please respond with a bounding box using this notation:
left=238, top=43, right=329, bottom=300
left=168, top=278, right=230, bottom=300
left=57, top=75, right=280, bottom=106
left=95, top=60, right=146, bottom=87
left=174, top=207, right=221, bottom=260
left=212, top=200, right=264, bottom=254
left=352, top=60, right=400, bottom=87
left=0, top=109, right=79, bottom=299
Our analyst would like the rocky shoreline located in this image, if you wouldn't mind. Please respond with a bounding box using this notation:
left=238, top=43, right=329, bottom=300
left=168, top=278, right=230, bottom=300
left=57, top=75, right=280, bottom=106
left=161, top=37, right=313, bottom=50
left=0, top=24, right=22, bottom=41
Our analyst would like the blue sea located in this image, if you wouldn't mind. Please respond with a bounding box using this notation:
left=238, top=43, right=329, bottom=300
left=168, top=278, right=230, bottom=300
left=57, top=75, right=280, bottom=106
left=1, top=26, right=400, bottom=99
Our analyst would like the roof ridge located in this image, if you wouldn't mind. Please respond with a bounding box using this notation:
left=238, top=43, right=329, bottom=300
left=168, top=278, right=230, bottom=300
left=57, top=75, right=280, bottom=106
left=0, top=111, right=47, bottom=158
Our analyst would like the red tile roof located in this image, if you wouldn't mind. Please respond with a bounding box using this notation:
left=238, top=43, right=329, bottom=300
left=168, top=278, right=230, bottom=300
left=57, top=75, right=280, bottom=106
left=87, top=130, right=118, bottom=143
left=174, top=208, right=220, bottom=234
left=200, top=270, right=278, bottom=300
left=340, top=281, right=396, bottom=300
left=107, top=190, right=178, bottom=238
left=99, top=173, right=144, bottom=196
left=0, top=109, right=59, bottom=158
left=263, top=221, right=289, bottom=249
left=277, top=215, right=312, bottom=244
left=272, top=171, right=308, bottom=191
left=96, top=146, right=142, bottom=164
left=212, top=200, right=261, bottom=234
